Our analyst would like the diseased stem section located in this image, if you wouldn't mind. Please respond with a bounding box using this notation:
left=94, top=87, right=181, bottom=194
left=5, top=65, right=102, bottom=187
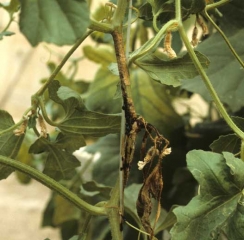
left=112, top=30, right=137, bottom=122
left=112, top=30, right=137, bottom=189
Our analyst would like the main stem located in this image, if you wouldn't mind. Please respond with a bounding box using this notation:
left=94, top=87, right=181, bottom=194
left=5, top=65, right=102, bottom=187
left=0, top=155, right=106, bottom=216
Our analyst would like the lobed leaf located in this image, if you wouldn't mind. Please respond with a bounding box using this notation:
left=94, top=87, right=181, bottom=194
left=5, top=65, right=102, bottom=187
left=19, top=0, right=89, bottom=46
left=29, top=137, right=81, bottom=181
left=48, top=80, right=85, bottom=115
left=54, top=133, right=86, bottom=154
left=139, top=0, right=205, bottom=23
left=58, top=110, right=121, bottom=137
left=48, top=80, right=121, bottom=137
left=135, top=51, right=209, bottom=87
left=170, top=150, right=244, bottom=240
left=210, top=134, right=240, bottom=155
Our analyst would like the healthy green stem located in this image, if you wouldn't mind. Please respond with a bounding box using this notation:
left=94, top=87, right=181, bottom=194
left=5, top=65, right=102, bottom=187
left=153, top=12, right=160, bottom=32
left=112, top=0, right=128, bottom=28
left=129, top=19, right=178, bottom=63
left=0, top=155, right=107, bottom=216
left=107, top=177, right=122, bottom=240
left=206, top=0, right=230, bottom=11
left=204, top=9, right=244, bottom=69
left=2, top=14, right=14, bottom=32
left=241, top=140, right=244, bottom=162
left=89, top=19, right=114, bottom=33
left=38, top=97, right=57, bottom=126
left=34, top=30, right=93, bottom=97
left=175, top=0, right=244, bottom=140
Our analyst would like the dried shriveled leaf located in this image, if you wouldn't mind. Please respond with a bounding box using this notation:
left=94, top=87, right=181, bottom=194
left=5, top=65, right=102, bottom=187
left=19, top=0, right=89, bottom=46
left=137, top=162, right=163, bottom=238
left=0, top=110, right=25, bottom=179
left=171, top=150, right=244, bottom=240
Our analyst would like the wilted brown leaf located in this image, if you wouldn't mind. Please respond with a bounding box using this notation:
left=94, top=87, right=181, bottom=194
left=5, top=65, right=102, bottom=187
left=136, top=161, right=163, bottom=239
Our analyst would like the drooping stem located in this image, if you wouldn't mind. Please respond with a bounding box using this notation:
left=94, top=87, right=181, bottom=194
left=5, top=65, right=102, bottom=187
left=175, top=0, right=244, bottom=140
left=0, top=155, right=107, bottom=216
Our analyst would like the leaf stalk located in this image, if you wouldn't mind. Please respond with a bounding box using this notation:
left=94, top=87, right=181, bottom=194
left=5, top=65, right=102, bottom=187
left=175, top=0, right=244, bottom=141
left=204, top=9, right=244, bottom=69
left=34, top=30, right=93, bottom=97
left=0, top=155, right=107, bottom=216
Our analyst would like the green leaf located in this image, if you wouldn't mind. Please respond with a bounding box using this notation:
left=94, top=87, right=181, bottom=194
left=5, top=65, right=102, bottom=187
left=181, top=1, right=244, bottom=112
left=155, top=205, right=177, bottom=233
left=53, top=194, right=80, bottom=226
left=131, top=68, right=183, bottom=136
left=48, top=80, right=120, bottom=137
left=139, top=0, right=205, bottom=23
left=0, top=110, right=25, bottom=179
left=80, top=181, right=112, bottom=201
left=85, top=67, right=121, bottom=113
left=29, top=137, right=80, bottom=181
left=170, top=150, right=244, bottom=240
left=124, top=184, right=143, bottom=228
left=58, top=110, right=121, bottom=137
left=86, top=134, right=120, bottom=186
left=19, top=0, right=89, bottom=46
left=86, top=67, right=183, bottom=136
left=223, top=192, right=244, bottom=240
left=48, top=80, right=85, bottom=115
left=83, top=45, right=116, bottom=66
left=15, top=140, right=33, bottom=184
left=210, top=134, right=241, bottom=154
left=232, top=116, right=244, bottom=131
left=135, top=51, right=209, bottom=87
left=54, top=133, right=86, bottom=154
left=223, top=152, right=244, bottom=189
